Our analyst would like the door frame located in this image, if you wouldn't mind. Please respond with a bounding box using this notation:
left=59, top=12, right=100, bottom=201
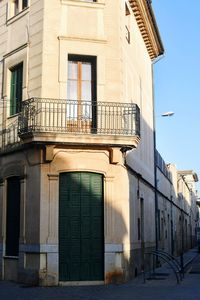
left=58, top=171, right=105, bottom=282
left=67, top=55, right=97, bottom=131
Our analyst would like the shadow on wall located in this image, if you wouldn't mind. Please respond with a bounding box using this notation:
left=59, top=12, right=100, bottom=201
left=175, top=191, right=198, bottom=256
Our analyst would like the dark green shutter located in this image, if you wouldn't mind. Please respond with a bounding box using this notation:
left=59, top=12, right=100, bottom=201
left=22, top=0, right=28, bottom=9
left=59, top=172, right=104, bottom=281
left=6, top=177, right=21, bottom=256
left=10, top=63, right=23, bottom=115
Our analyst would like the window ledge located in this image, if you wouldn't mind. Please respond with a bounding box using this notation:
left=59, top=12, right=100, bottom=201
left=4, top=256, right=19, bottom=259
left=7, top=113, right=20, bottom=120
left=6, top=7, right=29, bottom=26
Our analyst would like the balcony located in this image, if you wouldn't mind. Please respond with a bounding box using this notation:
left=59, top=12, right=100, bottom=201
left=0, top=98, right=140, bottom=152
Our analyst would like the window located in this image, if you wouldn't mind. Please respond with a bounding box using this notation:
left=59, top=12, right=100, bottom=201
left=10, top=0, right=29, bottom=18
left=67, top=55, right=96, bottom=130
left=22, top=0, right=28, bottom=9
left=6, top=177, right=21, bottom=257
left=140, top=198, right=144, bottom=242
left=137, top=218, right=141, bottom=240
left=10, top=63, right=23, bottom=116
left=125, top=2, right=131, bottom=43
left=158, top=209, right=161, bottom=240
left=14, top=0, right=19, bottom=15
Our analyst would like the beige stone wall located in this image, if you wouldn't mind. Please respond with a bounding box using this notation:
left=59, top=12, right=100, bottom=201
left=41, top=0, right=120, bottom=100
left=0, top=148, right=42, bottom=282
left=28, top=0, right=44, bottom=97
left=0, top=0, right=44, bottom=100
left=121, top=1, right=154, bottom=185
left=0, top=0, right=162, bottom=285
left=39, top=147, right=131, bottom=283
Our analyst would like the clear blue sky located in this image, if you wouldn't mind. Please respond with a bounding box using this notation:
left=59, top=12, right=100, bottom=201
left=152, top=0, right=200, bottom=190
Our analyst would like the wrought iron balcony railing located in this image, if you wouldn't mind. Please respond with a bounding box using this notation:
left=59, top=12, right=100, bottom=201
left=18, top=98, right=140, bottom=137
left=0, top=98, right=140, bottom=152
left=0, top=119, right=20, bottom=151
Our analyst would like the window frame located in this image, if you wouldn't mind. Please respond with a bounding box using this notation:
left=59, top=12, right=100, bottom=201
left=67, top=55, right=97, bottom=128
left=8, top=0, right=29, bottom=19
left=68, top=54, right=97, bottom=101
left=9, top=62, right=23, bottom=116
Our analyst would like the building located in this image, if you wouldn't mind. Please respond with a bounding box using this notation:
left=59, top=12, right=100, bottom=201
left=0, top=0, right=164, bottom=285
left=156, top=152, right=199, bottom=257
left=0, top=0, right=198, bottom=287
left=4, top=0, right=198, bottom=287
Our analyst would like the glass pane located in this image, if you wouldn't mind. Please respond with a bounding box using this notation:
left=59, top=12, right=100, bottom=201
left=82, top=103, right=92, bottom=120
left=67, top=80, right=78, bottom=100
left=14, top=0, right=19, bottom=15
left=82, top=63, right=91, bottom=80
left=81, top=81, right=91, bottom=101
left=68, top=61, right=78, bottom=80
left=22, top=0, right=28, bottom=9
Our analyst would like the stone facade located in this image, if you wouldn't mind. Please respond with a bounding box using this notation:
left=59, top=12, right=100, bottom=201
left=0, top=0, right=198, bottom=286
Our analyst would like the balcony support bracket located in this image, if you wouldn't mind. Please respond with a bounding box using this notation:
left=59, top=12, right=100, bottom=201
left=45, top=145, right=55, bottom=162
left=109, top=148, right=122, bottom=164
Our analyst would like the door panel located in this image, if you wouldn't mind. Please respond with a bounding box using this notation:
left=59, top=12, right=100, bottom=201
left=59, top=172, right=104, bottom=281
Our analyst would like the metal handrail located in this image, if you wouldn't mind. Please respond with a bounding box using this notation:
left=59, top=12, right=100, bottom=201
left=145, top=251, right=181, bottom=284
left=0, top=119, right=20, bottom=151
left=155, top=249, right=184, bottom=279
left=150, top=250, right=183, bottom=280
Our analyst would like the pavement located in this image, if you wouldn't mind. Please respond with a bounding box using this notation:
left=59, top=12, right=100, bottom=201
left=1, top=248, right=200, bottom=300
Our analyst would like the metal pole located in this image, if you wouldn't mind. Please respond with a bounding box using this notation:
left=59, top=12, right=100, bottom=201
left=152, top=64, right=159, bottom=256
left=181, top=210, right=184, bottom=277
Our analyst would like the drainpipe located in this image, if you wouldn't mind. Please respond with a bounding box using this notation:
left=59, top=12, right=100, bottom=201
left=152, top=53, right=165, bottom=255
left=1, top=58, right=5, bottom=148
left=180, top=209, right=184, bottom=277
left=152, top=61, right=159, bottom=254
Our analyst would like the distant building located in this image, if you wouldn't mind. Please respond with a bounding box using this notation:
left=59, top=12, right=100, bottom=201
left=156, top=152, right=199, bottom=256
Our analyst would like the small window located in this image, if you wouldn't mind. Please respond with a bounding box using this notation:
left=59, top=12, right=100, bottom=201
left=125, top=2, right=131, bottom=43
left=125, top=2, right=130, bottom=16
left=10, top=63, right=23, bottom=116
left=14, top=0, right=19, bottom=15
left=138, top=218, right=141, bottom=240
left=158, top=209, right=161, bottom=241
left=22, top=0, right=28, bottom=9
left=9, top=0, right=29, bottom=18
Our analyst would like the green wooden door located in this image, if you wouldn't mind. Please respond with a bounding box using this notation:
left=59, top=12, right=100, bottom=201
left=59, top=172, right=104, bottom=281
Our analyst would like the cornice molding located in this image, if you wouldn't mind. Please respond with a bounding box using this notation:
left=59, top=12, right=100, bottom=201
left=129, top=0, right=164, bottom=60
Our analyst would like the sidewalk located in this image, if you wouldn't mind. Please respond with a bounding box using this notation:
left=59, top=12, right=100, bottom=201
left=0, top=248, right=200, bottom=300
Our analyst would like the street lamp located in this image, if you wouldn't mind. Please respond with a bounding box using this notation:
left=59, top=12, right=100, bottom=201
left=154, top=111, right=174, bottom=255
left=161, top=111, right=174, bottom=117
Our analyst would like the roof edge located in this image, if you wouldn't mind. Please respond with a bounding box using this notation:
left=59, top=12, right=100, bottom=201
left=129, top=0, right=164, bottom=60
